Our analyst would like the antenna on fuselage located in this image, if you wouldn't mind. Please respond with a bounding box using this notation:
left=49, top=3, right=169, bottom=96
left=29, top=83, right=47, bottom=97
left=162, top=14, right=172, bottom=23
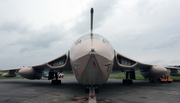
left=90, top=8, right=94, bottom=38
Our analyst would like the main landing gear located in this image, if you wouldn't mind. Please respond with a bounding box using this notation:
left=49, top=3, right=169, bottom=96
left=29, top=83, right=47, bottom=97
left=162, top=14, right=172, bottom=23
left=51, top=80, right=61, bottom=85
left=123, top=71, right=135, bottom=85
left=49, top=72, right=61, bottom=85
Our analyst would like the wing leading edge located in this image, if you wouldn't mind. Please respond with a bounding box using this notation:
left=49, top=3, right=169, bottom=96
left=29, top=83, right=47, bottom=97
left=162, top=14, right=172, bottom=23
left=165, top=66, right=180, bottom=76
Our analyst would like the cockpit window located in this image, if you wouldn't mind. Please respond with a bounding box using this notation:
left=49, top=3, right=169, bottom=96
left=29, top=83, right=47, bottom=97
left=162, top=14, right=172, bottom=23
left=105, top=40, right=109, bottom=44
left=100, top=37, right=104, bottom=42
left=94, top=35, right=99, bottom=40
left=80, top=37, right=84, bottom=42
left=75, top=40, right=79, bottom=44
left=85, top=35, right=90, bottom=40
left=74, top=34, right=110, bottom=45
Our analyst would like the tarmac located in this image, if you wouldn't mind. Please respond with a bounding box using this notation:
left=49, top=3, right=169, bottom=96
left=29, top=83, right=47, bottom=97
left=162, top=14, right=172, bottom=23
left=0, top=75, right=180, bottom=103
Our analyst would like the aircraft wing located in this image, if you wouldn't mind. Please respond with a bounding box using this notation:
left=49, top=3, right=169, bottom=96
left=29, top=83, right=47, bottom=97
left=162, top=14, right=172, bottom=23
left=0, top=50, right=72, bottom=79
left=112, top=50, right=167, bottom=79
left=165, top=66, right=180, bottom=76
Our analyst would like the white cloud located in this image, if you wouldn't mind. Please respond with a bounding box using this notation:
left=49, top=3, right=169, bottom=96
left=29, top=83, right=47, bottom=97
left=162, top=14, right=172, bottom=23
left=0, top=0, right=180, bottom=69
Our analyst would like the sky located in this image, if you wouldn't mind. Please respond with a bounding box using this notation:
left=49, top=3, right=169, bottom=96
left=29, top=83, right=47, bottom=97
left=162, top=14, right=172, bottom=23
left=0, top=0, right=180, bottom=69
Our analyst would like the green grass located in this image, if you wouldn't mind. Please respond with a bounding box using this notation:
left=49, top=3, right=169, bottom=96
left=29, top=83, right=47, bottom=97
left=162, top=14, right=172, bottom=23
left=170, top=76, right=180, bottom=81
left=110, top=72, right=124, bottom=75
left=110, top=71, right=141, bottom=75
left=63, top=73, right=74, bottom=75
left=0, top=76, right=22, bottom=79
left=0, top=73, right=4, bottom=75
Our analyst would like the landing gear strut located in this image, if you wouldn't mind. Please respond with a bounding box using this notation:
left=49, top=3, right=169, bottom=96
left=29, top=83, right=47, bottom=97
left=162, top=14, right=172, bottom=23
left=94, top=86, right=99, bottom=94
left=123, top=71, right=134, bottom=85
left=50, top=72, right=61, bottom=85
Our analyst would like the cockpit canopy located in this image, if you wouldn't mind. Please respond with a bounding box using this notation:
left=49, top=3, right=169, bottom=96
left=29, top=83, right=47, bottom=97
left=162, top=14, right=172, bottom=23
left=74, top=34, right=110, bottom=45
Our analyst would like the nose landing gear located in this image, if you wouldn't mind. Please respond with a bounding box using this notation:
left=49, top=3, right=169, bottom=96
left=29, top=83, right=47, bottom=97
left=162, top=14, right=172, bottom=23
left=85, top=85, right=98, bottom=103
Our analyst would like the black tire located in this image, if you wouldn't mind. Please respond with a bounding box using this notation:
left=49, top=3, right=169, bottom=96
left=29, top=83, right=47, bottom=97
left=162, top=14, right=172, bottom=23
left=123, top=80, right=126, bottom=84
left=58, top=80, right=61, bottom=85
left=157, top=79, right=161, bottom=83
left=54, top=80, right=57, bottom=85
left=51, top=80, right=54, bottom=85
left=130, top=80, right=133, bottom=84
left=85, top=88, right=89, bottom=94
left=149, top=79, right=153, bottom=83
left=95, top=88, right=99, bottom=94
left=168, top=81, right=171, bottom=83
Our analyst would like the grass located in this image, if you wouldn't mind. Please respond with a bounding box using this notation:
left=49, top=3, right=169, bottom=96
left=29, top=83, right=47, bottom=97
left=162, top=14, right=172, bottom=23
left=63, top=73, right=74, bottom=75
left=0, top=73, right=4, bottom=75
left=110, top=72, right=124, bottom=75
left=170, top=76, right=180, bottom=81
left=0, top=76, right=22, bottom=79
left=110, top=71, right=141, bottom=75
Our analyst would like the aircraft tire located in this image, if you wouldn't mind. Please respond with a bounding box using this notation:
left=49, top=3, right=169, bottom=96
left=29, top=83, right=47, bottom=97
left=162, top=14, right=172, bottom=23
left=51, top=80, right=61, bottom=85
left=129, top=80, right=133, bottom=84
left=123, top=79, right=133, bottom=85
left=85, top=87, right=89, bottom=94
left=51, top=80, right=54, bottom=85
left=149, top=79, right=153, bottom=83
left=157, top=79, right=161, bottom=83
left=58, top=80, right=61, bottom=85
left=95, top=88, right=99, bottom=94
left=168, top=81, right=171, bottom=83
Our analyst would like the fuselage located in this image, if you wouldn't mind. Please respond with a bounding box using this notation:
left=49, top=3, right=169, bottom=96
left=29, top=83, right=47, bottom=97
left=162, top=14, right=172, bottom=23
left=70, top=34, right=114, bottom=85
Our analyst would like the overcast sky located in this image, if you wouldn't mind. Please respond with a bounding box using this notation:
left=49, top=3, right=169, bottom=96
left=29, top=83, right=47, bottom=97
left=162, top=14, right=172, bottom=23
left=0, top=0, right=180, bottom=69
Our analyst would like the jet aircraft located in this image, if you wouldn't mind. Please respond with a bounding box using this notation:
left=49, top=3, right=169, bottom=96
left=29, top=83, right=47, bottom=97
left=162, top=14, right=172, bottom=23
left=1, top=8, right=180, bottom=102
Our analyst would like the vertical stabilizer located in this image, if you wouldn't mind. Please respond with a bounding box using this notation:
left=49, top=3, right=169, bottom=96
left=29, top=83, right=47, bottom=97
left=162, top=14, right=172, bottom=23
left=90, top=8, right=94, bottom=37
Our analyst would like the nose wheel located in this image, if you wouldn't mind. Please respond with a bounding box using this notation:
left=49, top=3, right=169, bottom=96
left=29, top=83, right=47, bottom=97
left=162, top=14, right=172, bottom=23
left=95, top=86, right=99, bottom=94
left=85, top=87, right=89, bottom=94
